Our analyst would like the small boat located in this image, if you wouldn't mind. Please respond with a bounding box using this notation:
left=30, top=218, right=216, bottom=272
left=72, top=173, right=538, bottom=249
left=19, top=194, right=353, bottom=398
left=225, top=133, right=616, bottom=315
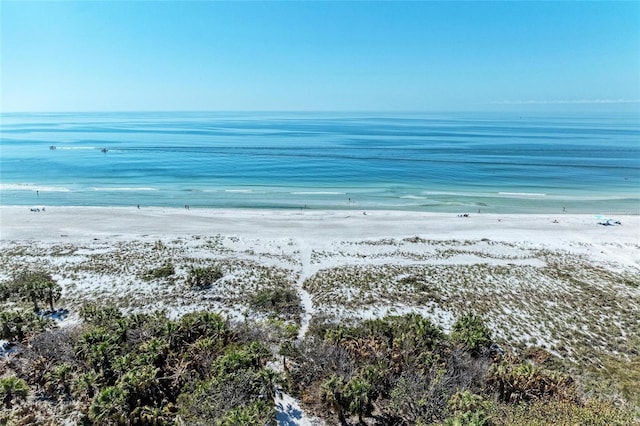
left=49, top=145, right=56, bottom=150
left=101, top=148, right=108, bottom=153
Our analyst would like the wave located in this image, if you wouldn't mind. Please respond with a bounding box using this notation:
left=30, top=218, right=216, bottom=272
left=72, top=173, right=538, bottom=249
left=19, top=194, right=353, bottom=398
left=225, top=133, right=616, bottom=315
left=498, top=192, right=546, bottom=197
left=55, top=146, right=97, bottom=150
left=0, top=183, right=71, bottom=192
left=224, top=189, right=253, bottom=193
left=92, top=187, right=158, bottom=191
left=400, top=195, right=427, bottom=200
left=291, top=191, right=346, bottom=195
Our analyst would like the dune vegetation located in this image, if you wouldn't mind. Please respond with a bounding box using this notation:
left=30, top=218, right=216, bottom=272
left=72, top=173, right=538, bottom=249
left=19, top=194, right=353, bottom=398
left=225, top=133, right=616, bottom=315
left=1, top=211, right=638, bottom=425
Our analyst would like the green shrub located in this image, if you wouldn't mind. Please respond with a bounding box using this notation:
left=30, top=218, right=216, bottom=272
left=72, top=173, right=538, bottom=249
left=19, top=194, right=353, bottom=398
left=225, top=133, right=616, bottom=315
left=142, top=262, right=175, bottom=281
left=0, top=376, right=29, bottom=408
left=451, top=314, right=492, bottom=355
left=186, top=265, right=223, bottom=289
left=3, top=270, right=61, bottom=312
left=89, top=385, right=129, bottom=424
left=250, top=287, right=301, bottom=319
left=79, top=303, right=123, bottom=326
left=495, top=399, right=635, bottom=426
left=219, top=400, right=273, bottom=426
left=486, top=361, right=575, bottom=403
left=0, top=309, right=52, bottom=341
left=446, top=391, right=492, bottom=426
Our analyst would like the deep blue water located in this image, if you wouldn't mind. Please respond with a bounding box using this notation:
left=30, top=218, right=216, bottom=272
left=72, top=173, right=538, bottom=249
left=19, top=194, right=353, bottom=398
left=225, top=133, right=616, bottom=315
left=1, top=111, right=639, bottom=213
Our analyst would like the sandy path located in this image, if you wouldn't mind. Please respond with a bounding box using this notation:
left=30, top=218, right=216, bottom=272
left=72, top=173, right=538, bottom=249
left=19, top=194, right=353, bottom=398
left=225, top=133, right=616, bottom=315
left=295, top=239, right=316, bottom=340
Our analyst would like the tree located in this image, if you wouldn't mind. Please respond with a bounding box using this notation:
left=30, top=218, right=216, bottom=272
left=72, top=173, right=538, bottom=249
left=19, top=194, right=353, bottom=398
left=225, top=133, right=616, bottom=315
left=8, top=270, right=62, bottom=312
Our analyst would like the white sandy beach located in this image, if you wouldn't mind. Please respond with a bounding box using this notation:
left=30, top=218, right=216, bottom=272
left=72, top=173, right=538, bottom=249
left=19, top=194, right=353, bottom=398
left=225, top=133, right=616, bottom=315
left=2, top=206, right=638, bottom=247
left=1, top=206, right=639, bottom=361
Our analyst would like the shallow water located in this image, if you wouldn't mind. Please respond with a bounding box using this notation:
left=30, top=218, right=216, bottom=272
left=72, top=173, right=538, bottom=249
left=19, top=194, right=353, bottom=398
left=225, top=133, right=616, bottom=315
left=1, top=111, right=638, bottom=213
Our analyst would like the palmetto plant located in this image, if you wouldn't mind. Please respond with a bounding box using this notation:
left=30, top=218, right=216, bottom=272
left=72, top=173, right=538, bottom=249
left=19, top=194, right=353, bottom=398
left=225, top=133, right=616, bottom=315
left=44, top=362, right=74, bottom=395
left=451, top=314, right=492, bottom=356
left=8, top=270, right=61, bottom=312
left=252, top=368, right=279, bottom=401
left=119, top=365, right=162, bottom=402
left=172, top=311, right=229, bottom=349
left=487, top=360, right=574, bottom=403
left=0, top=309, right=51, bottom=342
left=0, top=376, right=29, bottom=408
left=75, top=328, right=119, bottom=379
left=320, top=374, right=346, bottom=422
left=72, top=371, right=100, bottom=400
left=344, top=376, right=374, bottom=424
left=89, top=385, right=129, bottom=425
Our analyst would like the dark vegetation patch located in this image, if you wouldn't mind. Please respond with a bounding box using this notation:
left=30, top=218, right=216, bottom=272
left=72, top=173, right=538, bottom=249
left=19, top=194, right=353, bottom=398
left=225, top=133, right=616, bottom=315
left=186, top=265, right=223, bottom=289
left=249, top=286, right=302, bottom=323
left=141, top=262, right=175, bottom=281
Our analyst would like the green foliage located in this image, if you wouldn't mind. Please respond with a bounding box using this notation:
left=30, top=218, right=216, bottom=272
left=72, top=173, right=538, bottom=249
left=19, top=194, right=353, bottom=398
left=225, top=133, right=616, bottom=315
left=443, top=410, right=491, bottom=426
left=250, top=287, right=301, bottom=319
left=142, top=262, right=175, bottom=281
left=213, top=342, right=271, bottom=377
left=186, top=265, right=223, bottom=289
left=344, top=376, right=374, bottom=421
left=218, top=400, right=273, bottom=426
left=44, top=362, right=74, bottom=395
left=451, top=313, right=492, bottom=355
left=448, top=390, right=487, bottom=413
left=445, top=391, right=493, bottom=426
left=79, top=303, right=123, bottom=327
left=89, top=385, right=129, bottom=424
left=171, top=311, right=230, bottom=349
left=494, top=399, right=635, bottom=426
left=0, top=376, right=29, bottom=408
left=1, top=305, right=634, bottom=426
left=0, top=309, right=52, bottom=342
left=72, top=371, right=100, bottom=400
left=320, top=374, right=346, bottom=418
left=486, top=360, right=575, bottom=403
left=2, top=270, right=62, bottom=312
left=117, top=365, right=162, bottom=407
left=176, top=364, right=277, bottom=424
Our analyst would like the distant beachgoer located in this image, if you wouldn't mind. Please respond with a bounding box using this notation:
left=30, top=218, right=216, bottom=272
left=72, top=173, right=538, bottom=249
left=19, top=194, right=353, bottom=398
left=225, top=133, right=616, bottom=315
left=137, top=204, right=140, bottom=209
left=36, top=190, right=39, bottom=197
left=563, top=207, right=566, bottom=212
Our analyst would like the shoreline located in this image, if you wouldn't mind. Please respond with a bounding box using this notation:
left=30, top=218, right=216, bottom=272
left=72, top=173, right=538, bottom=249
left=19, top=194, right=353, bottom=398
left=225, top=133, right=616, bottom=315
left=1, top=205, right=638, bottom=246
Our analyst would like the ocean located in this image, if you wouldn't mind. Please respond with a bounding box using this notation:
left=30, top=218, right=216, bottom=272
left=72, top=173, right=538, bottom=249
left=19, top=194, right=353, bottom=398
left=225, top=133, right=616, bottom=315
left=1, top=111, right=638, bottom=214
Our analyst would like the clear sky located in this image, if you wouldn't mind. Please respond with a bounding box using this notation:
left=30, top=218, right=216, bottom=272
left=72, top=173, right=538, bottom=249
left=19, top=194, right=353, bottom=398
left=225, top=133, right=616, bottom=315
left=1, top=1, right=639, bottom=112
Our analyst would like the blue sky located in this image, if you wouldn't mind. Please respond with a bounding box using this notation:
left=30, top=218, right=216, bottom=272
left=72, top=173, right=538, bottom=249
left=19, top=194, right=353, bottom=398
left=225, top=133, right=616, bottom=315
left=2, top=1, right=639, bottom=112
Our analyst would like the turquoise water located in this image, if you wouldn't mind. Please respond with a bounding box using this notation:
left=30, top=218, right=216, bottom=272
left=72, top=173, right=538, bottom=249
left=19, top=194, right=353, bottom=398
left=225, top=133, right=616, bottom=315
left=1, top=111, right=638, bottom=213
